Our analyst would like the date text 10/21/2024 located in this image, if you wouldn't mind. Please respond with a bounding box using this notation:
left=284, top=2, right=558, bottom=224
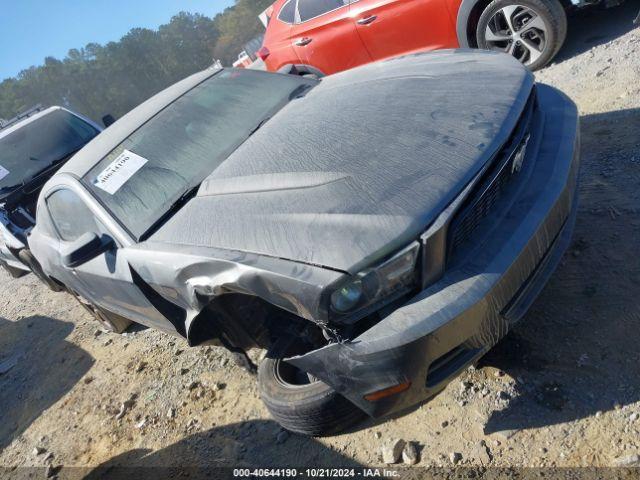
left=233, top=468, right=401, bottom=478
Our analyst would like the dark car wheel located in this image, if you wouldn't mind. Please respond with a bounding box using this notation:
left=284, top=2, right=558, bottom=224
left=92, top=307, right=132, bottom=334
left=0, top=260, right=28, bottom=279
left=72, top=292, right=132, bottom=334
left=258, top=342, right=365, bottom=436
left=17, top=249, right=64, bottom=292
left=476, top=0, right=567, bottom=70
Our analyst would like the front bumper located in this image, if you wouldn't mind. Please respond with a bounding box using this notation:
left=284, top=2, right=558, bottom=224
left=289, top=84, right=580, bottom=417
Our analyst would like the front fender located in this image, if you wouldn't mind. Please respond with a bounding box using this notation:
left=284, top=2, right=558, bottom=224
left=126, top=242, right=345, bottom=338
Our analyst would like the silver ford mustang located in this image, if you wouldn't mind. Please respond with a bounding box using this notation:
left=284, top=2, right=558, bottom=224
left=28, top=50, right=580, bottom=436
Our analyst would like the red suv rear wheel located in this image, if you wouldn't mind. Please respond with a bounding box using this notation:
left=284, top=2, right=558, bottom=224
left=476, top=0, right=567, bottom=70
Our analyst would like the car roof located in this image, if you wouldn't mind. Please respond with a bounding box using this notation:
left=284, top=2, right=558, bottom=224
left=57, top=67, right=222, bottom=179
left=0, top=106, right=66, bottom=140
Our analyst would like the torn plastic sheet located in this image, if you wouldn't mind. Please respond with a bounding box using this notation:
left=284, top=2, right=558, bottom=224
left=24, top=55, right=579, bottom=423
left=288, top=85, right=580, bottom=418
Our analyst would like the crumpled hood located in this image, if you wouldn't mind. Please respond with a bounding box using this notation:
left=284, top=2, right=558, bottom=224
left=150, top=50, right=533, bottom=273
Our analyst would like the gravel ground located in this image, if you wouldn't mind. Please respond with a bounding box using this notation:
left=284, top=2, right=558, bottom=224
left=1, top=3, right=639, bottom=475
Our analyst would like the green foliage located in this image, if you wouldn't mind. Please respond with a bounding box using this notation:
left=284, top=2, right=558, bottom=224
left=0, top=0, right=271, bottom=121
left=213, top=0, right=273, bottom=65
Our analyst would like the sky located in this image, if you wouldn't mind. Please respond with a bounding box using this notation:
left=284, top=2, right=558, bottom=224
left=0, top=0, right=236, bottom=81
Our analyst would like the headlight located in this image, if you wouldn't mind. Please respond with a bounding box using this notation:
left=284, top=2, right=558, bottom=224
left=330, top=279, right=363, bottom=313
left=330, top=242, right=420, bottom=317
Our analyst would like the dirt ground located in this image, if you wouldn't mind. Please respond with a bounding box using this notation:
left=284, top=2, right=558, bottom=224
left=1, top=3, right=639, bottom=475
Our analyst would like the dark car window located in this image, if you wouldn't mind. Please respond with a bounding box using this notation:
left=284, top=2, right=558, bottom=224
left=278, top=0, right=296, bottom=24
left=82, top=69, right=316, bottom=240
left=298, top=0, right=346, bottom=22
left=0, top=110, right=99, bottom=192
left=47, top=189, right=100, bottom=242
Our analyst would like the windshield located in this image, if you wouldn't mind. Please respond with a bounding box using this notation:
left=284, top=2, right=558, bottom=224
left=0, top=110, right=99, bottom=191
left=82, top=68, right=315, bottom=240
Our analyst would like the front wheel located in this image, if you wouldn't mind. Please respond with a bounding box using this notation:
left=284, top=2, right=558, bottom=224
left=476, top=0, right=567, bottom=70
left=18, top=249, right=64, bottom=291
left=258, top=341, right=365, bottom=436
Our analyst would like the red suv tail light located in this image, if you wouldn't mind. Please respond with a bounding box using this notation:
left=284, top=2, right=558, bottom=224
left=257, top=46, right=271, bottom=61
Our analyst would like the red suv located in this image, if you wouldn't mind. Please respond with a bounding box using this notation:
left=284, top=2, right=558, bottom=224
left=259, top=0, right=573, bottom=74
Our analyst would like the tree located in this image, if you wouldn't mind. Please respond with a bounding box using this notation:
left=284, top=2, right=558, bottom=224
left=0, top=1, right=269, bottom=121
left=212, top=0, right=273, bottom=64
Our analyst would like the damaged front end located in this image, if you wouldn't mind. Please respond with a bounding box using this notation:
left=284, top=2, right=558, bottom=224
left=125, top=243, right=345, bottom=352
left=287, top=84, right=580, bottom=418
left=1, top=193, right=65, bottom=290
left=126, top=228, right=428, bottom=371
left=0, top=195, right=35, bottom=275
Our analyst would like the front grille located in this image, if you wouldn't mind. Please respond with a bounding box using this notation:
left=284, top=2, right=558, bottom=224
left=447, top=89, right=537, bottom=258
left=449, top=161, right=513, bottom=252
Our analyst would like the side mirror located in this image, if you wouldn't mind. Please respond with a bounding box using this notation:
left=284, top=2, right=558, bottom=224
left=62, top=232, right=114, bottom=268
left=102, top=114, right=116, bottom=128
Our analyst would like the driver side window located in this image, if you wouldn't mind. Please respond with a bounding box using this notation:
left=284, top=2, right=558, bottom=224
left=297, top=0, right=347, bottom=22
left=47, top=189, right=100, bottom=242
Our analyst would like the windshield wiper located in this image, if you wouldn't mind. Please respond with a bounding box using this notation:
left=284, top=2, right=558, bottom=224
left=20, top=147, right=84, bottom=188
left=0, top=183, right=22, bottom=193
left=140, top=184, right=201, bottom=241
left=248, top=117, right=271, bottom=137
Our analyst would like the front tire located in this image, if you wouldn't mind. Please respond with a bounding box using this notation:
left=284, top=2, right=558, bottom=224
left=18, top=249, right=64, bottom=291
left=476, top=0, right=567, bottom=70
left=258, top=343, right=365, bottom=436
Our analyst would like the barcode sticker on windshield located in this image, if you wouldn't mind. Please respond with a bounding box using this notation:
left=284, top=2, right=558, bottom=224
left=93, top=149, right=147, bottom=195
left=0, top=165, right=9, bottom=181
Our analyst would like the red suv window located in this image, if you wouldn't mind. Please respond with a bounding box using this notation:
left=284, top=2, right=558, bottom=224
left=298, top=0, right=346, bottom=22
left=278, top=0, right=296, bottom=24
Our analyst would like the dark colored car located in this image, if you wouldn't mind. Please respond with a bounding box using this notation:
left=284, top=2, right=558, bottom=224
left=0, top=106, right=102, bottom=285
left=29, top=51, right=580, bottom=435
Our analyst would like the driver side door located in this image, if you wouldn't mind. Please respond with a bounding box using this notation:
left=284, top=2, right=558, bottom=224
left=291, top=0, right=371, bottom=74
left=37, top=181, right=183, bottom=335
